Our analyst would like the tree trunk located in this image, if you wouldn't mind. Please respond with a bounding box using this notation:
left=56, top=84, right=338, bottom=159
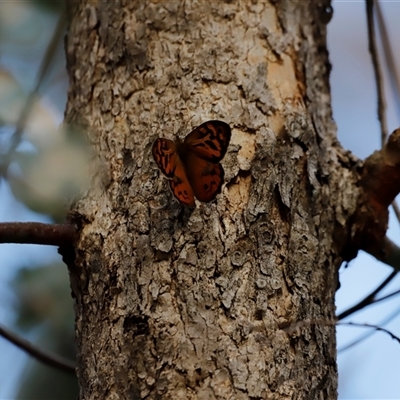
left=65, top=1, right=351, bottom=399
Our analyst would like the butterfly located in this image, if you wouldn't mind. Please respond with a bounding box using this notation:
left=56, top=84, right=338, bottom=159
left=152, top=120, right=231, bottom=207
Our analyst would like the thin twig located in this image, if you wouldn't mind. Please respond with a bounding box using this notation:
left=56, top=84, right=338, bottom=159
left=0, top=222, right=77, bottom=246
left=373, top=288, right=400, bottom=305
left=0, top=324, right=75, bottom=374
left=349, top=237, right=400, bottom=319
left=281, top=318, right=400, bottom=347
left=366, top=0, right=389, bottom=147
left=340, top=322, right=400, bottom=343
left=375, top=3, right=400, bottom=223
left=376, top=2, right=400, bottom=118
left=338, top=308, right=400, bottom=352
left=337, top=269, right=398, bottom=320
left=0, top=7, right=67, bottom=177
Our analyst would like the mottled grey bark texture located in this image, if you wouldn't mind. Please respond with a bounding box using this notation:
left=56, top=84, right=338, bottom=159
left=65, top=1, right=354, bottom=399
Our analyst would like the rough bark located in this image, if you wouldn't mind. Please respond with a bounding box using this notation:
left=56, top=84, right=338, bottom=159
left=64, top=1, right=353, bottom=399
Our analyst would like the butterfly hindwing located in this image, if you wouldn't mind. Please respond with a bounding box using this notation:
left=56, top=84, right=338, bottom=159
left=184, top=120, right=231, bottom=162
left=185, top=154, right=224, bottom=203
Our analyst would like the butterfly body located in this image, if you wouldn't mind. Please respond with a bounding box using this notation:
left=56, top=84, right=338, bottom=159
left=152, top=120, right=231, bottom=207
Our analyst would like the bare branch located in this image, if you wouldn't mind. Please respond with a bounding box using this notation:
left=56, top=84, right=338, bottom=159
left=365, top=236, right=400, bottom=272
left=0, top=222, right=77, bottom=246
left=338, top=305, right=400, bottom=352
left=376, top=3, right=400, bottom=226
left=347, top=129, right=400, bottom=261
left=366, top=0, right=389, bottom=146
left=337, top=321, right=400, bottom=346
left=337, top=269, right=398, bottom=320
left=376, top=2, right=400, bottom=118
left=337, top=5, right=400, bottom=350
left=373, top=288, right=400, bottom=305
left=0, top=324, right=75, bottom=374
left=361, top=128, right=400, bottom=207
left=281, top=319, right=400, bottom=346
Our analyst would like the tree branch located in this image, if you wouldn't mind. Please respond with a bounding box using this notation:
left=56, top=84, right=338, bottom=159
left=281, top=319, right=400, bottom=347
left=376, top=2, right=400, bottom=118
left=365, top=235, right=400, bottom=272
left=337, top=321, right=400, bottom=346
left=0, top=222, right=77, bottom=246
left=366, top=0, right=389, bottom=147
left=337, top=269, right=398, bottom=320
left=375, top=3, right=400, bottom=225
left=345, top=129, right=400, bottom=261
left=338, top=305, right=400, bottom=352
left=339, top=3, right=400, bottom=338
left=361, top=130, right=400, bottom=209
left=0, top=324, right=75, bottom=374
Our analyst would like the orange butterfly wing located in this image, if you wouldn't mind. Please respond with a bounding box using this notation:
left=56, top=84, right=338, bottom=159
left=152, top=138, right=177, bottom=178
left=152, top=138, right=195, bottom=207
left=184, top=154, right=225, bottom=202
left=152, top=121, right=231, bottom=207
left=184, top=120, right=231, bottom=162
left=183, top=120, right=231, bottom=202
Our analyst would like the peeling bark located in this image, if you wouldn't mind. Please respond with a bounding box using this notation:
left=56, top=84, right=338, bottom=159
left=64, top=1, right=354, bottom=399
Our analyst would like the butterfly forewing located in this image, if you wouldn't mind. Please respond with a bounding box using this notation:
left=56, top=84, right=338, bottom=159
left=184, top=120, right=231, bottom=162
left=152, top=138, right=177, bottom=178
left=153, top=138, right=195, bottom=207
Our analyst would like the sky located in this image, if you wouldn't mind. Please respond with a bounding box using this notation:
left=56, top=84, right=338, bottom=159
left=1, top=1, right=400, bottom=399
